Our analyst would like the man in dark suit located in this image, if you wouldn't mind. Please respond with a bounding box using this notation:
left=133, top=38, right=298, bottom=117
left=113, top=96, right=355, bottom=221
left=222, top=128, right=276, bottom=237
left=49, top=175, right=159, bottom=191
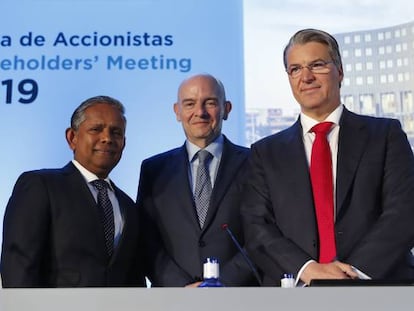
left=137, top=74, right=258, bottom=286
left=241, top=29, right=414, bottom=286
left=1, top=95, right=145, bottom=287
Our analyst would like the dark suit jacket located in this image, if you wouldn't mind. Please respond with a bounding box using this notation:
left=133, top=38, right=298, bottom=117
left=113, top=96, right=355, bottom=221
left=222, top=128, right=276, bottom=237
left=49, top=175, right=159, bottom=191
left=137, top=136, right=258, bottom=286
left=241, top=108, right=414, bottom=285
left=1, top=162, right=145, bottom=287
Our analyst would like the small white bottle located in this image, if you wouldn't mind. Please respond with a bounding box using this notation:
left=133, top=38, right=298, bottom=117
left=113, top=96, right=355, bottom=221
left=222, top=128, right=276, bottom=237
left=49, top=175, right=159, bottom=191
left=281, top=273, right=295, bottom=288
left=198, top=257, right=225, bottom=287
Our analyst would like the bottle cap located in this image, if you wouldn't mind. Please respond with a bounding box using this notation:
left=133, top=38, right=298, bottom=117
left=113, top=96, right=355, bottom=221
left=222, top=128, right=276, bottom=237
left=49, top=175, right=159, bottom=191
left=203, top=257, right=219, bottom=278
left=281, top=273, right=295, bottom=288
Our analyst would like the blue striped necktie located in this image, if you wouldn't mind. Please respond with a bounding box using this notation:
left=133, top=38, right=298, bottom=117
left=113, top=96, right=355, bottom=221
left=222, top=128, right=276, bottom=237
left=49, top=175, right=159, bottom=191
left=194, top=150, right=213, bottom=228
left=91, top=179, right=115, bottom=257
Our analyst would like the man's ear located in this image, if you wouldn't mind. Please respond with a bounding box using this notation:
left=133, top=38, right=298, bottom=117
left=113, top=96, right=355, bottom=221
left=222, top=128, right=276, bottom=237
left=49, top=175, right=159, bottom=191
left=223, top=101, right=232, bottom=120
left=173, top=102, right=182, bottom=121
left=65, top=128, right=77, bottom=151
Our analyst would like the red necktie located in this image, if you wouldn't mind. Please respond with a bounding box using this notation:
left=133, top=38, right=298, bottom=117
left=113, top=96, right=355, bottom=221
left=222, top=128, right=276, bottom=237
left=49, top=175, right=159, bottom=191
left=310, top=122, right=336, bottom=263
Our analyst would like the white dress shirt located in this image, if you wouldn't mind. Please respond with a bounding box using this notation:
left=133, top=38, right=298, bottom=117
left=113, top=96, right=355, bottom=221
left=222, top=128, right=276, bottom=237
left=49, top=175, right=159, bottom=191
left=186, top=134, right=224, bottom=193
left=300, top=104, right=342, bottom=216
left=72, top=159, right=124, bottom=249
left=295, top=105, right=370, bottom=285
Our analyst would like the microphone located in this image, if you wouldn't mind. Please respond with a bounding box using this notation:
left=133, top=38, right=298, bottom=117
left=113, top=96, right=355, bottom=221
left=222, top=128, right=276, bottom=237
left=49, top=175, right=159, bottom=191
left=221, top=223, right=262, bottom=285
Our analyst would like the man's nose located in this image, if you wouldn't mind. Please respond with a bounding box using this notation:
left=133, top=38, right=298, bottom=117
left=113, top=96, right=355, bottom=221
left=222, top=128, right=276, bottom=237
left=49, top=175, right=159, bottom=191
left=100, top=129, right=113, bottom=142
left=195, top=104, right=208, bottom=117
left=300, top=66, right=316, bottom=81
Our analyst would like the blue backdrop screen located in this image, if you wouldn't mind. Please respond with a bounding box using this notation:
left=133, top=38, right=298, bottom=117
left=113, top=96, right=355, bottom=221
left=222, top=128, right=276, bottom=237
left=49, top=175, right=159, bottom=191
left=0, top=0, right=245, bottom=237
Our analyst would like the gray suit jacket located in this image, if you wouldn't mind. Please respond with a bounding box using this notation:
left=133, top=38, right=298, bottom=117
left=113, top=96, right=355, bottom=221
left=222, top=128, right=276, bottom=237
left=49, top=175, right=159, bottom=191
left=241, top=108, right=414, bottom=285
left=137, top=136, right=258, bottom=286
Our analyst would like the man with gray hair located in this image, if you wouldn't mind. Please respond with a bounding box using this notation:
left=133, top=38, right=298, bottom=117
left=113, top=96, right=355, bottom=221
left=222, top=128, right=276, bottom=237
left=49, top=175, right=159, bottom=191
left=241, top=28, right=414, bottom=286
left=1, top=95, right=145, bottom=287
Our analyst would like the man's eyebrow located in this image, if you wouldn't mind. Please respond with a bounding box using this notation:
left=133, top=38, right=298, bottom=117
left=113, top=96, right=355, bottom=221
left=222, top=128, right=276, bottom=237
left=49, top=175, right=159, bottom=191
left=288, top=58, right=325, bottom=66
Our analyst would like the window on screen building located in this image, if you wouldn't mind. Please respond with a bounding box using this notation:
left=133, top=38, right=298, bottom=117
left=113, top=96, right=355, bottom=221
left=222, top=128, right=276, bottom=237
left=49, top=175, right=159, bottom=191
left=381, top=93, right=397, bottom=114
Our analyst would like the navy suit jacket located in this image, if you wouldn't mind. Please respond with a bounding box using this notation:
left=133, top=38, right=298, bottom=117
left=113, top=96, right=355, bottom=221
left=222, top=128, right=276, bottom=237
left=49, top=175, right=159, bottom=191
left=137, top=136, right=258, bottom=286
left=1, top=162, right=145, bottom=287
left=241, top=108, right=414, bottom=285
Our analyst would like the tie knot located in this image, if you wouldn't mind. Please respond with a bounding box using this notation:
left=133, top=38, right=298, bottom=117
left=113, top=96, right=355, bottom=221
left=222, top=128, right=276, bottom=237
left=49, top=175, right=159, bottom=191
left=91, top=179, right=109, bottom=191
left=311, top=122, right=333, bottom=135
left=197, top=149, right=212, bottom=164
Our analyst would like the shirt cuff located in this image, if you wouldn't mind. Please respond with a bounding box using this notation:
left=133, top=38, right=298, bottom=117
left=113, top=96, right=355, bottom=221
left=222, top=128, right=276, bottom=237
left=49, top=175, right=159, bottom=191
left=351, top=265, right=371, bottom=279
left=295, top=259, right=316, bottom=286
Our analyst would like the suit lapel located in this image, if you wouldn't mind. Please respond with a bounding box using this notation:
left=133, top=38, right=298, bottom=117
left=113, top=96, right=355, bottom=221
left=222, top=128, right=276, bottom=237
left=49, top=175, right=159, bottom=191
left=204, top=139, right=246, bottom=228
left=109, top=185, right=131, bottom=263
left=62, top=162, right=101, bottom=214
left=336, top=108, right=368, bottom=216
left=278, top=121, right=312, bottom=193
left=165, top=145, right=201, bottom=230
left=280, top=121, right=318, bottom=253
left=63, top=162, right=113, bottom=261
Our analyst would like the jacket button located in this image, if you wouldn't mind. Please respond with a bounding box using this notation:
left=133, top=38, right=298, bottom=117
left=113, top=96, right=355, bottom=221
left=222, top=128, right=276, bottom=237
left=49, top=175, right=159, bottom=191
left=198, top=240, right=206, bottom=247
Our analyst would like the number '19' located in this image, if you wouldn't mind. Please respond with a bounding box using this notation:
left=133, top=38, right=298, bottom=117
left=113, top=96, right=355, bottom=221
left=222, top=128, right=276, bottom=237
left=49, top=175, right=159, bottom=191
left=1, top=79, right=38, bottom=104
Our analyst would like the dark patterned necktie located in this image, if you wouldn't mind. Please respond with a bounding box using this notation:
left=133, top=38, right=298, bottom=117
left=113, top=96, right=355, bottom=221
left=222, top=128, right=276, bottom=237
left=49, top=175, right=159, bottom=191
left=310, top=122, right=336, bottom=263
left=91, top=179, right=115, bottom=257
left=194, top=150, right=213, bottom=228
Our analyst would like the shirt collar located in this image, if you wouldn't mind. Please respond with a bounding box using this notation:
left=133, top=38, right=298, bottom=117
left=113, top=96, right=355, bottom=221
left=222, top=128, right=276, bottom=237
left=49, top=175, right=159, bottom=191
left=300, top=104, right=343, bottom=136
left=186, top=134, right=224, bottom=162
left=71, top=159, right=114, bottom=191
